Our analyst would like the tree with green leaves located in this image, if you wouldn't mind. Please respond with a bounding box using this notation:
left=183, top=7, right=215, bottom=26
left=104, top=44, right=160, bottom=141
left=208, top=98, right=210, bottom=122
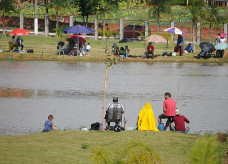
left=0, top=0, right=16, bottom=34
left=188, top=0, right=204, bottom=51
left=148, top=0, right=172, bottom=32
left=74, top=0, right=97, bottom=27
left=49, top=0, right=69, bottom=29
left=202, top=5, right=219, bottom=42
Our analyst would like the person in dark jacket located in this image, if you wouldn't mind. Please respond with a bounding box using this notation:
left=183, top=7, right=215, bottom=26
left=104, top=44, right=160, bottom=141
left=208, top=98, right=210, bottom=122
left=177, top=35, right=184, bottom=56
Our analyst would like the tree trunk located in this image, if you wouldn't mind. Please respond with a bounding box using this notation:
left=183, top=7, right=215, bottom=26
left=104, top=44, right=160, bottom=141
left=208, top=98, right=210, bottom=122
left=56, top=11, right=59, bottom=29
left=82, top=16, right=85, bottom=26
left=86, top=15, right=89, bottom=27
left=102, top=66, right=108, bottom=131
left=103, top=11, right=106, bottom=39
left=157, top=9, right=160, bottom=32
left=192, top=23, right=196, bottom=53
left=209, top=22, right=212, bottom=42
left=2, top=13, right=5, bottom=34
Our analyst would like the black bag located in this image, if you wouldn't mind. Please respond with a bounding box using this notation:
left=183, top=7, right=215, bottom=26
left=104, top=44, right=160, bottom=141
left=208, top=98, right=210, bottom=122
left=27, top=49, right=34, bottom=53
left=90, top=122, right=100, bottom=130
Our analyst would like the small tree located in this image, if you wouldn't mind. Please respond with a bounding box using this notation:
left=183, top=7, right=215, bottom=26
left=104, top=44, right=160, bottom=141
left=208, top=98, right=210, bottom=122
left=202, top=5, right=218, bottom=42
left=0, top=0, right=16, bottom=34
left=148, top=0, right=172, bottom=32
left=101, top=39, right=117, bottom=131
left=188, top=0, right=204, bottom=52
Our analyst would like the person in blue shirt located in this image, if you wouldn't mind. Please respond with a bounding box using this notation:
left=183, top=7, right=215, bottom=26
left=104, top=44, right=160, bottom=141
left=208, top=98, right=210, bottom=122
left=43, top=115, right=56, bottom=132
left=177, top=34, right=184, bottom=56
left=184, top=43, right=194, bottom=53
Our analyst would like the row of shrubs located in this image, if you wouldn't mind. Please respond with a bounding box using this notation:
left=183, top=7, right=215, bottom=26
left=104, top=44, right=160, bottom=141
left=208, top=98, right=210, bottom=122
left=98, top=29, right=120, bottom=38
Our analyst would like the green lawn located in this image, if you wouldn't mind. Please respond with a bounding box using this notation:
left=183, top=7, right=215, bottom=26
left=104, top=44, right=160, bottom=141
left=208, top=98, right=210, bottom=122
left=0, top=131, right=200, bottom=164
left=0, top=35, right=227, bottom=63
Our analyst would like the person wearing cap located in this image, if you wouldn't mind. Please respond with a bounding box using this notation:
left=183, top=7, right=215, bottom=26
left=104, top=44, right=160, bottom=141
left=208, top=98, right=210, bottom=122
left=112, top=43, right=119, bottom=55
left=171, top=109, right=190, bottom=133
left=158, top=92, right=176, bottom=130
left=105, top=97, right=124, bottom=130
left=16, top=36, right=24, bottom=50
left=146, top=42, right=154, bottom=58
left=184, top=43, right=194, bottom=53
left=219, top=33, right=226, bottom=43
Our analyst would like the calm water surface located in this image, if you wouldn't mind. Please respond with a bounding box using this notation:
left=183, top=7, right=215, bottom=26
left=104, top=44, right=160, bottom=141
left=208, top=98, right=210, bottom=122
left=0, top=61, right=228, bottom=135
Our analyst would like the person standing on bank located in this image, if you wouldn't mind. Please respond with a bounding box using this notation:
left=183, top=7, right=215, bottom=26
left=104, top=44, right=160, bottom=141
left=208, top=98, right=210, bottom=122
left=177, top=34, right=184, bottom=56
left=158, top=92, right=176, bottom=130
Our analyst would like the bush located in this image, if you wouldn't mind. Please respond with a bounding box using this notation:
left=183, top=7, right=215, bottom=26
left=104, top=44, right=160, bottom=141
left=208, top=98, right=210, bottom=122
left=54, top=25, right=68, bottom=38
left=188, top=135, right=219, bottom=164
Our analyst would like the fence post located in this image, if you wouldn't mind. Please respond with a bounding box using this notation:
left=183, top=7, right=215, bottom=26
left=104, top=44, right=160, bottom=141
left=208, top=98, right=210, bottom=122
left=94, top=17, right=98, bottom=40
left=145, top=20, right=149, bottom=38
left=119, top=18, right=124, bottom=40
left=44, top=14, right=49, bottom=37
left=34, top=0, right=38, bottom=35
left=20, top=12, right=24, bottom=29
left=171, top=21, right=174, bottom=41
left=224, top=23, right=228, bottom=42
left=197, top=22, right=201, bottom=45
left=69, top=16, right=73, bottom=27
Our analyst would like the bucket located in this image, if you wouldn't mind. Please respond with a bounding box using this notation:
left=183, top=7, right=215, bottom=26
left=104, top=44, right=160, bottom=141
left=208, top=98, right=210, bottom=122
left=158, top=123, right=164, bottom=131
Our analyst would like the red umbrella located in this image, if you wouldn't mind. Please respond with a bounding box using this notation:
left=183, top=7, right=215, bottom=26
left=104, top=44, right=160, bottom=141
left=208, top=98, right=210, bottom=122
left=67, top=35, right=86, bottom=44
left=9, top=28, right=30, bottom=36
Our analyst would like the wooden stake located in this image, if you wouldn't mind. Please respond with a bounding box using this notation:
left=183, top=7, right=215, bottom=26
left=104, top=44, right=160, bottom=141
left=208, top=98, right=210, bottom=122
left=102, top=66, right=108, bottom=131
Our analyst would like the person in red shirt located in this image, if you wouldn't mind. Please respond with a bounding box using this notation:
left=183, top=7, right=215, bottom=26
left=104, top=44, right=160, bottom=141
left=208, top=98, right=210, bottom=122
left=146, top=42, right=154, bottom=59
left=158, top=92, right=176, bottom=130
left=172, top=109, right=190, bottom=133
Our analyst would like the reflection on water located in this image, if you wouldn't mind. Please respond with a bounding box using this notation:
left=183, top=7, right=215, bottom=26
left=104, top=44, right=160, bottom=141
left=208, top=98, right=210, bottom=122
left=0, top=61, right=228, bottom=135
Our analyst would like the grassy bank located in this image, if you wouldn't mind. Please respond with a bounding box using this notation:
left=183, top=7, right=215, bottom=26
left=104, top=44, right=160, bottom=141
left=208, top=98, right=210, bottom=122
left=0, top=35, right=227, bottom=63
left=0, top=131, right=227, bottom=164
left=0, top=131, right=199, bottom=163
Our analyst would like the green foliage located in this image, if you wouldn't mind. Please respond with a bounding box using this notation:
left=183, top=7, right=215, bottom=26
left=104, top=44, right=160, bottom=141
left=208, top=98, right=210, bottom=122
left=91, top=139, right=162, bottom=164
left=98, top=29, right=119, bottom=38
left=91, top=146, right=111, bottom=164
left=0, top=0, right=16, bottom=13
left=188, top=135, right=219, bottom=164
left=81, top=144, right=89, bottom=149
left=54, top=25, right=68, bottom=38
left=188, top=0, right=204, bottom=24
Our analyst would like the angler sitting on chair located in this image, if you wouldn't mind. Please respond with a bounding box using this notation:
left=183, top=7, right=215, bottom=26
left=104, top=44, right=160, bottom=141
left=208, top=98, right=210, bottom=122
left=105, top=97, right=124, bottom=130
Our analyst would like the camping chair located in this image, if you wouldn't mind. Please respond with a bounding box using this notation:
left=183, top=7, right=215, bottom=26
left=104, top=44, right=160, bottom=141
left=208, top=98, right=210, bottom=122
left=105, top=109, right=123, bottom=130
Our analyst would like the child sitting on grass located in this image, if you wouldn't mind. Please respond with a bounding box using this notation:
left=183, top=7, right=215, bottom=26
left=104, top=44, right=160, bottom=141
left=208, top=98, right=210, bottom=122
left=43, top=115, right=56, bottom=132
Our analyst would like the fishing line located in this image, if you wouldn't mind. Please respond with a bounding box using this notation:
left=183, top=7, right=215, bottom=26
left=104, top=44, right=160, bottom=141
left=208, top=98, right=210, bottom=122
left=176, top=74, right=181, bottom=108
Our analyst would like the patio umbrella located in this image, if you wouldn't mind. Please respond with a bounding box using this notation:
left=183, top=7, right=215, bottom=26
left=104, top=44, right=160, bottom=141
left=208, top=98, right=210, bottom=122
left=63, top=25, right=94, bottom=34
left=118, top=38, right=133, bottom=43
left=215, top=42, right=228, bottom=50
left=9, top=28, right=30, bottom=36
left=199, top=42, right=215, bottom=53
left=146, top=35, right=166, bottom=43
left=164, top=27, right=186, bottom=35
left=67, top=35, right=86, bottom=44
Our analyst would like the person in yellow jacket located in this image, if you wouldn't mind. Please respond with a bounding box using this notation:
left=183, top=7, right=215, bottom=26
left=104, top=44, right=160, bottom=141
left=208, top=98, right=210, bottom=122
left=137, top=102, right=159, bottom=131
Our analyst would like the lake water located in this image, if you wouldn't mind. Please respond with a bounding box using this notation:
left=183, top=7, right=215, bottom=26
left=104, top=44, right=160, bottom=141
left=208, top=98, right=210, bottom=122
left=0, top=61, right=228, bottom=135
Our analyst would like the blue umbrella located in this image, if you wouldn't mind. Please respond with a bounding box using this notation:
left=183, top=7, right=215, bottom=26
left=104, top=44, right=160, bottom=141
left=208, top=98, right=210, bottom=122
left=63, top=25, right=94, bottom=34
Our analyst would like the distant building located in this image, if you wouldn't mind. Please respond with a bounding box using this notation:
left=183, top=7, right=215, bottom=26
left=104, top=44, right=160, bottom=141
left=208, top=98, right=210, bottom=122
left=206, top=0, right=228, bottom=7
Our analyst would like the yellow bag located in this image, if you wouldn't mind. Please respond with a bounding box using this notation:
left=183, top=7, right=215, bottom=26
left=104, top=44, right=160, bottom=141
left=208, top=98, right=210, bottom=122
left=137, top=102, right=159, bottom=131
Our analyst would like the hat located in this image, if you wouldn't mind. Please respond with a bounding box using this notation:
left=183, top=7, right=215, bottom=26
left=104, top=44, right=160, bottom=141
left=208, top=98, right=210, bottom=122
left=220, top=33, right=226, bottom=38
left=176, top=109, right=180, bottom=115
left=113, top=96, right=118, bottom=102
